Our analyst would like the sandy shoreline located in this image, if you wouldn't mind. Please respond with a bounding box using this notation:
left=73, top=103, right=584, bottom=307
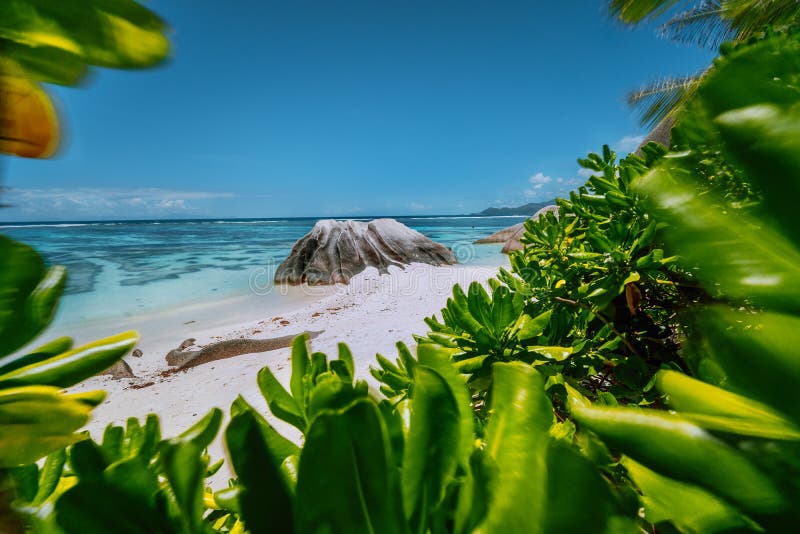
left=67, top=262, right=502, bottom=485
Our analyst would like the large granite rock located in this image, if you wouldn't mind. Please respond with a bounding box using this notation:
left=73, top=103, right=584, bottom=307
left=474, top=222, right=525, bottom=244
left=473, top=205, right=559, bottom=254
left=502, top=205, right=559, bottom=253
left=274, top=219, right=457, bottom=285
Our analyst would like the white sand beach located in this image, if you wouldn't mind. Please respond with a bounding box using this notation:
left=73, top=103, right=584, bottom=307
left=66, top=262, right=501, bottom=485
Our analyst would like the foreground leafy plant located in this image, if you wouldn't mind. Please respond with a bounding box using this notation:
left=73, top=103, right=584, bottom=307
left=226, top=335, right=637, bottom=533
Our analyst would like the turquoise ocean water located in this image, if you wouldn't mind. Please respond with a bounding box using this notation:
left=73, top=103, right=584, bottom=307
left=1, top=216, right=522, bottom=329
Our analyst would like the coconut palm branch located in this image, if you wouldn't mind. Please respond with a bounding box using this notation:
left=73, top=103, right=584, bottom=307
left=628, top=73, right=700, bottom=129
left=609, top=0, right=800, bottom=128
left=660, top=0, right=800, bottom=49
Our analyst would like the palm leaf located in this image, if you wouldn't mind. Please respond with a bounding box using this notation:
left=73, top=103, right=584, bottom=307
left=722, top=0, right=800, bottom=41
left=659, top=1, right=736, bottom=48
left=627, top=73, right=701, bottom=129
left=607, top=0, right=688, bottom=24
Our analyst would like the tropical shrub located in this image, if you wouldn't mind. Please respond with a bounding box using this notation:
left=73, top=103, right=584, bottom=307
left=9, top=409, right=241, bottom=533
left=225, top=334, right=640, bottom=533
left=373, top=27, right=800, bottom=533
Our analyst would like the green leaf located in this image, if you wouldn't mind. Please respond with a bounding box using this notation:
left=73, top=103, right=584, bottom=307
left=160, top=440, right=207, bottom=533
left=714, top=104, right=800, bottom=245
left=636, top=162, right=800, bottom=313
left=571, top=403, right=785, bottom=514
left=530, top=345, right=574, bottom=361
left=176, top=407, right=222, bottom=450
left=229, top=395, right=299, bottom=477
left=0, top=336, right=73, bottom=376
left=0, top=236, right=48, bottom=357
left=0, top=331, right=138, bottom=388
left=257, top=366, right=305, bottom=432
left=402, top=366, right=461, bottom=530
left=31, top=448, right=67, bottom=505
left=517, top=310, right=552, bottom=341
left=622, top=456, right=759, bottom=534
left=289, top=334, right=310, bottom=408
left=295, top=399, right=406, bottom=534
left=478, top=362, right=551, bottom=532
left=225, top=410, right=294, bottom=534
left=690, top=307, right=800, bottom=425
left=655, top=370, right=800, bottom=439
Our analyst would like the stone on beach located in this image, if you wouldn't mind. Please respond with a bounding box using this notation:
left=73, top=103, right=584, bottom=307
left=102, top=359, right=136, bottom=379
left=165, top=330, right=324, bottom=370
left=274, top=218, right=457, bottom=285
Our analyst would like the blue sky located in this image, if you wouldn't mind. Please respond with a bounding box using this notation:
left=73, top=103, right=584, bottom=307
left=2, top=1, right=714, bottom=221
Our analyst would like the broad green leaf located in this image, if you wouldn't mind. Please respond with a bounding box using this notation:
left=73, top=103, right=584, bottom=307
left=715, top=104, right=800, bottom=244
left=225, top=410, right=294, bottom=534
left=176, top=407, right=222, bottom=450
left=295, top=399, right=406, bottom=534
left=257, top=366, right=305, bottom=432
left=572, top=404, right=785, bottom=513
left=478, top=362, right=551, bottom=532
left=289, top=334, right=310, bottom=408
left=416, top=343, right=474, bottom=469
left=31, top=448, right=66, bottom=505
left=0, top=331, right=137, bottom=388
left=636, top=162, right=800, bottom=313
left=0, top=236, right=47, bottom=357
left=55, top=478, right=173, bottom=534
left=516, top=310, right=552, bottom=340
left=622, top=456, right=759, bottom=534
left=0, top=336, right=72, bottom=376
left=691, top=307, right=800, bottom=425
left=530, top=345, right=573, bottom=361
left=0, top=0, right=170, bottom=73
left=229, top=395, right=299, bottom=480
left=655, top=370, right=800, bottom=439
left=402, top=366, right=461, bottom=529
left=160, top=441, right=207, bottom=533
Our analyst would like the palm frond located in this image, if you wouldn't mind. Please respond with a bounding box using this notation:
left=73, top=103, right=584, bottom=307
left=607, top=0, right=687, bottom=24
left=722, top=0, right=800, bottom=41
left=627, top=73, right=701, bottom=129
left=659, top=1, right=736, bottom=48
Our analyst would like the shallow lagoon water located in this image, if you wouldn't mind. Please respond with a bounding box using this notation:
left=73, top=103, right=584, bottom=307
left=2, top=216, right=520, bottom=330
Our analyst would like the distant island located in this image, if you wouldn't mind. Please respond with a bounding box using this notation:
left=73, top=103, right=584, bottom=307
left=471, top=200, right=555, bottom=216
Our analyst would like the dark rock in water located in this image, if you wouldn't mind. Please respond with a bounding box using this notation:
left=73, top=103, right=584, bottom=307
left=474, top=223, right=525, bottom=244
left=166, top=330, right=324, bottom=370
left=131, top=349, right=143, bottom=358
left=102, top=359, right=136, bottom=379
left=502, top=205, right=559, bottom=253
left=274, top=219, right=457, bottom=285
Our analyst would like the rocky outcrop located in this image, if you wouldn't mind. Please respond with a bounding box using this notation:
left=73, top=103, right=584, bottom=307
left=274, top=219, right=457, bottom=285
left=502, top=205, right=559, bottom=253
left=474, top=223, right=525, bottom=244
left=102, top=359, right=136, bottom=379
left=165, top=330, right=323, bottom=370
left=474, top=205, right=559, bottom=254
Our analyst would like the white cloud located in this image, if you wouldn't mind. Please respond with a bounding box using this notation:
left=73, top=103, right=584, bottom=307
left=576, top=167, right=595, bottom=178
left=409, top=202, right=430, bottom=211
left=528, top=172, right=552, bottom=189
left=615, top=134, right=645, bottom=153
left=1, top=187, right=237, bottom=218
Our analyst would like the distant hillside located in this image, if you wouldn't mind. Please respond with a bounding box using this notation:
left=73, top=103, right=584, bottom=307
left=472, top=200, right=555, bottom=217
